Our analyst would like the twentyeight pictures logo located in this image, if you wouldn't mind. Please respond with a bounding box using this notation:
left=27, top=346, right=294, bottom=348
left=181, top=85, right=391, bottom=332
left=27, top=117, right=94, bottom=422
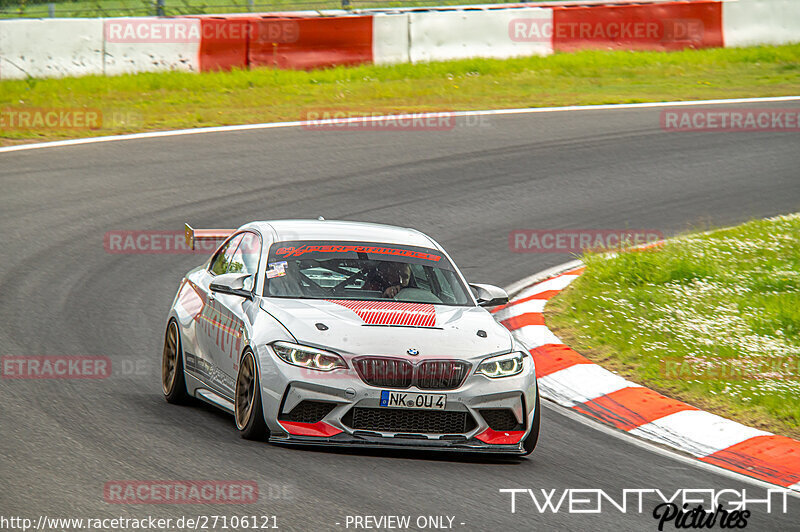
left=499, top=487, right=793, bottom=513
left=499, top=487, right=792, bottom=529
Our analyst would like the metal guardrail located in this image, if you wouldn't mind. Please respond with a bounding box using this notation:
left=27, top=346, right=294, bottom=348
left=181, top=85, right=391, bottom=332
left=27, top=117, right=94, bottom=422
left=0, top=0, right=537, bottom=18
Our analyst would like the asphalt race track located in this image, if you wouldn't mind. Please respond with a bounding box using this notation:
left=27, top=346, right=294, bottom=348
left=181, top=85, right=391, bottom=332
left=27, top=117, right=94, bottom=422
left=1, top=101, right=799, bottom=531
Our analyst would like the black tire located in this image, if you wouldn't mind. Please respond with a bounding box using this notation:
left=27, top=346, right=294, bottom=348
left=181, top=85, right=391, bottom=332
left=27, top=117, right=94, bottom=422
left=162, top=320, right=191, bottom=404
left=522, top=384, right=541, bottom=455
left=235, top=350, right=270, bottom=441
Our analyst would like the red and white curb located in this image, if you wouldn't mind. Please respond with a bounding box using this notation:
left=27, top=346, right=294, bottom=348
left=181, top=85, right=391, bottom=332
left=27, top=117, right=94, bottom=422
left=495, top=262, right=800, bottom=493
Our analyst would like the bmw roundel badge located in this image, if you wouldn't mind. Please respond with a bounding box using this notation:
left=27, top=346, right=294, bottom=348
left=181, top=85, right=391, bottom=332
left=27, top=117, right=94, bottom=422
left=407, top=348, right=419, bottom=356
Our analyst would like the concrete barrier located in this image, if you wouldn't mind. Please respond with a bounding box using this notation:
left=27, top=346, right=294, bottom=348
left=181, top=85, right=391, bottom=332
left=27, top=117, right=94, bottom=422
left=1, top=1, right=799, bottom=80
left=0, top=19, right=103, bottom=80
left=723, top=0, right=800, bottom=47
left=103, top=18, right=201, bottom=75
left=373, top=14, right=410, bottom=65
left=408, top=8, right=553, bottom=63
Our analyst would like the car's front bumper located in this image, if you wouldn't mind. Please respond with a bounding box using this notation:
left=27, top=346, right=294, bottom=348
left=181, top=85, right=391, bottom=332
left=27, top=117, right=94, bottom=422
left=255, top=345, right=538, bottom=454
left=268, top=433, right=527, bottom=454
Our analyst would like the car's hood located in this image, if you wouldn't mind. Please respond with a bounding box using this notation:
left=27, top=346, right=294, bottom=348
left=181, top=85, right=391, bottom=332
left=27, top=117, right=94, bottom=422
left=260, top=298, right=511, bottom=360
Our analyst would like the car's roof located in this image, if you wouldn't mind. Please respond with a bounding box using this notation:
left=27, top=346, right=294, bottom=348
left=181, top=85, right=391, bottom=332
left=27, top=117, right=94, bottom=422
left=242, top=220, right=440, bottom=249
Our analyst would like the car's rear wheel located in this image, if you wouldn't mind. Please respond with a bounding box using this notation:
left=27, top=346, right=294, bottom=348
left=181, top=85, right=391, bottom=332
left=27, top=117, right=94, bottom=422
left=235, top=349, right=270, bottom=441
left=162, top=320, right=191, bottom=404
left=522, top=385, right=541, bottom=455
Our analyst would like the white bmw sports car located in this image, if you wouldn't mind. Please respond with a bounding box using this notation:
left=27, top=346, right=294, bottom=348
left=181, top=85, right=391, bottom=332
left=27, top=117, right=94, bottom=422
left=162, top=220, right=540, bottom=454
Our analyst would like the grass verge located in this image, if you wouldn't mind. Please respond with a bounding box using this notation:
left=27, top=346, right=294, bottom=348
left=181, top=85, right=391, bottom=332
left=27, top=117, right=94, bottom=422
left=545, top=214, right=800, bottom=439
left=1, top=43, right=799, bottom=146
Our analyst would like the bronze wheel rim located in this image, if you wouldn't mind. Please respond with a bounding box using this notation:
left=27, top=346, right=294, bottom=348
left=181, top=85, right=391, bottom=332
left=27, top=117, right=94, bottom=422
left=161, top=322, right=179, bottom=395
left=235, top=352, right=256, bottom=430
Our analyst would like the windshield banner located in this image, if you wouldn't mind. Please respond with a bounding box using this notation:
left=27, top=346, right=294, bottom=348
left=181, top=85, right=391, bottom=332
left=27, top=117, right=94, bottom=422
left=269, top=241, right=448, bottom=268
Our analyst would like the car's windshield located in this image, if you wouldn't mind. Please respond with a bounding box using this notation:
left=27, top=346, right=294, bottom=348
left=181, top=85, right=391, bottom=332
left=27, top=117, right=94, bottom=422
left=262, top=240, right=473, bottom=306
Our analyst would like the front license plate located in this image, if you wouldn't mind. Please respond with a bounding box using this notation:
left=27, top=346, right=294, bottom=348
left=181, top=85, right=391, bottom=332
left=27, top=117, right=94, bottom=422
left=380, top=390, right=446, bottom=410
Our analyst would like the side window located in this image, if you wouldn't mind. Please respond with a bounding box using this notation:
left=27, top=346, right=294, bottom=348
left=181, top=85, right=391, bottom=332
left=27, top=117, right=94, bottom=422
left=209, top=234, right=243, bottom=276
left=229, top=232, right=261, bottom=277
left=409, top=264, right=431, bottom=290
left=432, top=268, right=459, bottom=304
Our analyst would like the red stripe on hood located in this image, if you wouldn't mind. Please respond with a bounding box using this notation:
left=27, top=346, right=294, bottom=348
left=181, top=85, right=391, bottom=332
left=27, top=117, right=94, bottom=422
left=326, top=300, right=436, bottom=327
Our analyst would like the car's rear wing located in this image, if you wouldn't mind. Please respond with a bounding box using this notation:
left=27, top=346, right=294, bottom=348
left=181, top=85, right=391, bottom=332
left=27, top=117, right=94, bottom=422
left=184, top=223, right=235, bottom=250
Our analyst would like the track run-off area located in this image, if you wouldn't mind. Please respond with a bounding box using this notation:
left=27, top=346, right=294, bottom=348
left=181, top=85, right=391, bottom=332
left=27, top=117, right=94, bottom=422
left=1, top=98, right=799, bottom=530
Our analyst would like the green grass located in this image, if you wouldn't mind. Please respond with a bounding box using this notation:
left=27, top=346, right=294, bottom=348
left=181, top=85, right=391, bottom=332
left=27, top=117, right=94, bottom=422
left=546, top=214, right=800, bottom=438
left=1, top=43, right=799, bottom=145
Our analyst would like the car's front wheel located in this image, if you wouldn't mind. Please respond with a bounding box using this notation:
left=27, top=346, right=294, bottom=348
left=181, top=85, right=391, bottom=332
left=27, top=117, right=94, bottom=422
left=234, top=349, right=270, bottom=441
left=522, top=384, right=541, bottom=455
left=162, top=320, right=191, bottom=404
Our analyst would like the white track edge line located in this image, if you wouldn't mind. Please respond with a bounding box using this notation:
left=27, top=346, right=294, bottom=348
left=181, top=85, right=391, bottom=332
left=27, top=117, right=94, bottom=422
left=1, top=96, right=799, bottom=154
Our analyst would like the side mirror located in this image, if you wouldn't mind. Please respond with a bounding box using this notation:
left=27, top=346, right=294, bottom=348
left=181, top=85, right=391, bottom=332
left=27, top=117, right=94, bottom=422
left=469, top=283, right=509, bottom=307
left=210, top=273, right=254, bottom=300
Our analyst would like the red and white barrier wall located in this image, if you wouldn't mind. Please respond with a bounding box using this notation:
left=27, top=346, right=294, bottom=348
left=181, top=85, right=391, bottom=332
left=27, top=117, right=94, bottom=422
left=0, top=0, right=798, bottom=79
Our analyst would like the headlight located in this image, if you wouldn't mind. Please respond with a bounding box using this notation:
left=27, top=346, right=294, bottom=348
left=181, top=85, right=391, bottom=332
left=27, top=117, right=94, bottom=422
left=271, top=341, right=347, bottom=372
left=475, top=351, right=526, bottom=378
